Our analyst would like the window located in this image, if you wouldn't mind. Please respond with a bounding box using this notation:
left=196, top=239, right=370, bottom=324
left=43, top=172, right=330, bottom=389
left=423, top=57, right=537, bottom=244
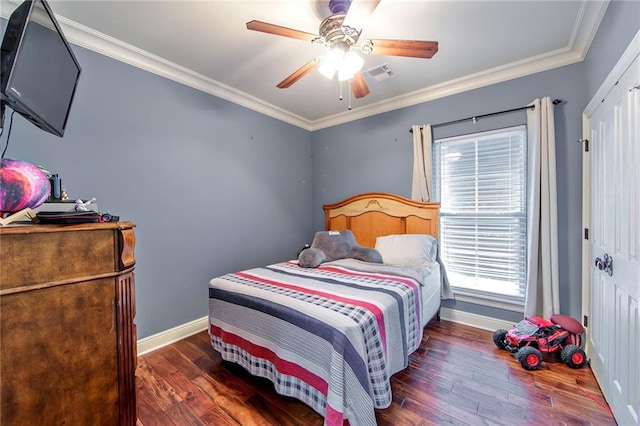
left=434, top=126, right=527, bottom=307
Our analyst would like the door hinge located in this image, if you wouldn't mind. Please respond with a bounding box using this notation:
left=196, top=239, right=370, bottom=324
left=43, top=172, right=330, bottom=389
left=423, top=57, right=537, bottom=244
left=584, top=228, right=589, bottom=240
left=578, top=138, right=589, bottom=152
left=583, top=315, right=588, bottom=327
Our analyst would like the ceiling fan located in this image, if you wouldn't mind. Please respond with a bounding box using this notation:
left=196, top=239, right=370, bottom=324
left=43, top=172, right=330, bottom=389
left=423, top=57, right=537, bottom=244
left=246, top=0, right=438, bottom=100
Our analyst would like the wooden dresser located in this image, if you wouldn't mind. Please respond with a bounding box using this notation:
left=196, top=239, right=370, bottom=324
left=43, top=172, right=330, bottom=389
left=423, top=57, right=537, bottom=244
left=0, top=221, right=137, bottom=425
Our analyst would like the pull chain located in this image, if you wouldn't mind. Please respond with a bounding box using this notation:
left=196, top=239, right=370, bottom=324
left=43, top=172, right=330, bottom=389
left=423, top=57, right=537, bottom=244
left=336, top=80, right=353, bottom=110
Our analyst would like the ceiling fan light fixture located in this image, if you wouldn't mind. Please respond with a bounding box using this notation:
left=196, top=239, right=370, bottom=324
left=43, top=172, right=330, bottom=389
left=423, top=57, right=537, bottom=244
left=338, top=51, right=363, bottom=81
left=318, top=63, right=336, bottom=79
left=319, top=42, right=348, bottom=79
left=319, top=43, right=363, bottom=81
left=319, top=48, right=341, bottom=79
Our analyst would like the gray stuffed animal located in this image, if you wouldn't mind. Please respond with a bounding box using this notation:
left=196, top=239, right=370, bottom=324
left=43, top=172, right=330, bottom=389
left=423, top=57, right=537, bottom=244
left=298, top=230, right=383, bottom=268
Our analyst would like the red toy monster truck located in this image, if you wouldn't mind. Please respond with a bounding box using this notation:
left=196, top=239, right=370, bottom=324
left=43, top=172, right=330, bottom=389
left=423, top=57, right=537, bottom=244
left=492, top=314, right=587, bottom=370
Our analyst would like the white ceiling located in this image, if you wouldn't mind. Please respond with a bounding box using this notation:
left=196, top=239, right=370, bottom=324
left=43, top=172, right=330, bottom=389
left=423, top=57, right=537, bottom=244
left=1, top=0, right=609, bottom=130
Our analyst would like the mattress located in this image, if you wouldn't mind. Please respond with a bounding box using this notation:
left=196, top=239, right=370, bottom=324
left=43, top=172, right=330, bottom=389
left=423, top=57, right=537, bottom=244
left=420, top=261, right=441, bottom=327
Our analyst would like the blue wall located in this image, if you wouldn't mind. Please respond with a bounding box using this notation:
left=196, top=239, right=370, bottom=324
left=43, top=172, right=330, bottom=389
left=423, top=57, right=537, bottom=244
left=1, top=41, right=313, bottom=339
left=311, top=64, right=585, bottom=323
left=583, top=0, right=640, bottom=99
left=2, top=0, right=638, bottom=337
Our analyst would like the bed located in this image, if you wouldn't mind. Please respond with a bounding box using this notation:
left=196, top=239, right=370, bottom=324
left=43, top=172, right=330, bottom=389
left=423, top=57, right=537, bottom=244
left=208, top=192, right=442, bottom=426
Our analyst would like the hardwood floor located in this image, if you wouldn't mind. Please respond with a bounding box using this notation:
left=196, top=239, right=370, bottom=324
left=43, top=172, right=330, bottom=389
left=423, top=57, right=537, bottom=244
left=136, top=320, right=616, bottom=425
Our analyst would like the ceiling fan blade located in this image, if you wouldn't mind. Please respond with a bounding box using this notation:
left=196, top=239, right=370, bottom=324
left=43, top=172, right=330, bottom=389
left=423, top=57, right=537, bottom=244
left=350, top=72, right=370, bottom=99
left=277, top=59, right=320, bottom=89
left=246, top=20, right=317, bottom=42
left=366, top=39, right=439, bottom=59
left=342, top=0, right=381, bottom=32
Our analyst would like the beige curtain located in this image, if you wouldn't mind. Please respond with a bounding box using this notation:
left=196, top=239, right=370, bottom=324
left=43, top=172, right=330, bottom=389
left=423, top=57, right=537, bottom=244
left=411, top=124, right=432, bottom=202
left=411, top=124, right=453, bottom=299
left=524, top=97, right=560, bottom=318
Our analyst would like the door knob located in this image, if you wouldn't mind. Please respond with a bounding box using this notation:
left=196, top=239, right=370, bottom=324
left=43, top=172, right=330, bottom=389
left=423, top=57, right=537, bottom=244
left=594, top=253, right=613, bottom=276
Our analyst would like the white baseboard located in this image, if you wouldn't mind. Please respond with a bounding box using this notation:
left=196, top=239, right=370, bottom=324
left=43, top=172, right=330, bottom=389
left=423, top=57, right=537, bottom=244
left=440, top=307, right=516, bottom=331
left=137, top=316, right=209, bottom=356
left=136, top=309, right=517, bottom=356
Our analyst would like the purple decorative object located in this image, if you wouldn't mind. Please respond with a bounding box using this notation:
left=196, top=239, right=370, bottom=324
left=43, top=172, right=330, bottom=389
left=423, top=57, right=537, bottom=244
left=0, top=158, right=51, bottom=213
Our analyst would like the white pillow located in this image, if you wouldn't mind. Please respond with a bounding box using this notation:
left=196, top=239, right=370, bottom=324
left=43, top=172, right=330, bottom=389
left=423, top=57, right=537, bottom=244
left=374, top=234, right=438, bottom=266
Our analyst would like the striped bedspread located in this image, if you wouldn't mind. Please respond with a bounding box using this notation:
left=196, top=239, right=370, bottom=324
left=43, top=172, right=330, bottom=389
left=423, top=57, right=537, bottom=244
left=208, top=260, right=426, bottom=426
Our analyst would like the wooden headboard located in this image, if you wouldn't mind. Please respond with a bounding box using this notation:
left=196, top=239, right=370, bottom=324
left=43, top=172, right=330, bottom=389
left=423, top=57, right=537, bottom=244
left=323, top=192, right=440, bottom=248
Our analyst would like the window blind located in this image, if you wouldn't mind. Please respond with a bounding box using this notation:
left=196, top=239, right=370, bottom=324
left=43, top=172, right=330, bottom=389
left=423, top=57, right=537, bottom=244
left=434, top=126, right=527, bottom=302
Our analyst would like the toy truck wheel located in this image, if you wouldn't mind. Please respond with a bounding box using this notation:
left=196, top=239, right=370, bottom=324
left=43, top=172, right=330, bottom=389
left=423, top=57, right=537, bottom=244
left=516, top=346, right=543, bottom=370
left=561, top=345, right=587, bottom=368
left=493, top=329, right=508, bottom=349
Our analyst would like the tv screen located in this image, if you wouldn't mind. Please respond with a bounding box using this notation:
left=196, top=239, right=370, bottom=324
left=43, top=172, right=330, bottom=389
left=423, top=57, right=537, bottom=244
left=1, top=0, right=81, bottom=137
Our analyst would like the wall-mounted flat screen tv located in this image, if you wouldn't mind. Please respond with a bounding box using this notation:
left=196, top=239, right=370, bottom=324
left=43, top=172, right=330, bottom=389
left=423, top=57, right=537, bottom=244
left=1, top=0, right=81, bottom=137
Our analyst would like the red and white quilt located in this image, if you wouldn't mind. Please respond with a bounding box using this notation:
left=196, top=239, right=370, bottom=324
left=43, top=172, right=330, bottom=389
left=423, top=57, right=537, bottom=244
left=208, top=259, right=426, bottom=426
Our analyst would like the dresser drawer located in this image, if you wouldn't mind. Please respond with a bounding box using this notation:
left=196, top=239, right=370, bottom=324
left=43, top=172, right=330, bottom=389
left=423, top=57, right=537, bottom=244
left=0, top=228, right=116, bottom=291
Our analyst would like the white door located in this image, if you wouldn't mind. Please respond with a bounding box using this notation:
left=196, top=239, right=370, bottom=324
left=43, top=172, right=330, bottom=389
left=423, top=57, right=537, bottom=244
left=584, top=40, right=640, bottom=425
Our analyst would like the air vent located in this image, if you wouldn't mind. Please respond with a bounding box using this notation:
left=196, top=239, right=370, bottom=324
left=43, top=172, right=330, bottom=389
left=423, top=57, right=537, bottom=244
left=363, top=64, right=396, bottom=83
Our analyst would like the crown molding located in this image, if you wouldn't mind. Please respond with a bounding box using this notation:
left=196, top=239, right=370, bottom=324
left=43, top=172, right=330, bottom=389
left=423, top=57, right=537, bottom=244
left=569, top=0, right=609, bottom=61
left=310, top=46, right=583, bottom=130
left=584, top=28, right=640, bottom=116
left=54, top=16, right=314, bottom=130
left=1, top=0, right=609, bottom=132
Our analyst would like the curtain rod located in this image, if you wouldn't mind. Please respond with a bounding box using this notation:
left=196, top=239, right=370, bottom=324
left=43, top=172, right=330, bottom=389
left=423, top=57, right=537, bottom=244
left=409, top=99, right=562, bottom=132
